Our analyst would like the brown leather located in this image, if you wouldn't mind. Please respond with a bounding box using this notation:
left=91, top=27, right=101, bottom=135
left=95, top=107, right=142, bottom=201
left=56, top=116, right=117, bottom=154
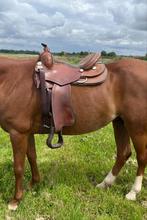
left=35, top=45, right=108, bottom=147
left=39, top=45, right=53, bottom=69
left=42, top=63, right=106, bottom=86
left=81, top=63, right=105, bottom=77
left=52, top=84, right=75, bottom=132
left=74, top=67, right=108, bottom=86
left=36, top=63, right=108, bottom=133
left=43, top=63, right=81, bottom=86
left=79, top=53, right=101, bottom=70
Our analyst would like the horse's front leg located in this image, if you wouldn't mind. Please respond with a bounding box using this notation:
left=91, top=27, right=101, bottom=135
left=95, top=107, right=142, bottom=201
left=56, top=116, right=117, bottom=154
left=27, top=134, right=40, bottom=188
left=8, top=130, right=29, bottom=211
left=97, top=117, right=131, bottom=189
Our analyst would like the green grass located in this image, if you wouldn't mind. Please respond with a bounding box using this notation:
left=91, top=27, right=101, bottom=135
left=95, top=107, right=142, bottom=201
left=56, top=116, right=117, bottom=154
left=0, top=125, right=147, bottom=220
left=0, top=53, right=117, bottom=64
left=0, top=53, right=38, bottom=58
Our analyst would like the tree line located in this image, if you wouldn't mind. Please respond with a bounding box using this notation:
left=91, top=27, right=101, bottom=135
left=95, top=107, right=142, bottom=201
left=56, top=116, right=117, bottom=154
left=53, top=50, right=118, bottom=57
left=0, top=49, right=117, bottom=56
left=0, top=49, right=147, bottom=59
left=0, top=49, right=38, bottom=55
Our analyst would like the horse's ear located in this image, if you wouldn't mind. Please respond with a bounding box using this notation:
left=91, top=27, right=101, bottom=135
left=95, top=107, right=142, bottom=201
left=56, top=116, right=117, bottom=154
left=41, top=43, right=50, bottom=52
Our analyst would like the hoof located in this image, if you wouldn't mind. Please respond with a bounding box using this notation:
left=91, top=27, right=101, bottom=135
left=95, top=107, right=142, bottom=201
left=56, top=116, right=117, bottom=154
left=29, top=178, right=40, bottom=189
left=125, top=191, right=136, bottom=201
left=96, top=181, right=108, bottom=189
left=28, top=181, right=34, bottom=190
left=8, top=199, right=19, bottom=211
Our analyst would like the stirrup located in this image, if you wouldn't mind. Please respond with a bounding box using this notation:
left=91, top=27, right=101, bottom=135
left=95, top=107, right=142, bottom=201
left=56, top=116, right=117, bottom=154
left=46, top=127, right=63, bottom=149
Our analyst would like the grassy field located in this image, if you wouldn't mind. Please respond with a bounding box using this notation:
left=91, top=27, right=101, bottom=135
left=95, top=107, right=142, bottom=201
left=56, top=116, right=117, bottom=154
left=0, top=126, right=147, bottom=220
left=0, top=54, right=147, bottom=219
left=0, top=53, right=38, bottom=58
left=0, top=52, right=120, bottom=64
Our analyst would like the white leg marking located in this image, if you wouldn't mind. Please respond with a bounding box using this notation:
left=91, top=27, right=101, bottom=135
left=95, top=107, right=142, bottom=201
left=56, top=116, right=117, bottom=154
left=96, top=171, right=116, bottom=189
left=8, top=202, right=18, bottom=211
left=126, top=176, right=143, bottom=201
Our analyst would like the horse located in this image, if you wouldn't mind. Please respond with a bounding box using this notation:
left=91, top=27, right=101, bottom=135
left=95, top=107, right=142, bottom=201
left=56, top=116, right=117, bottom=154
left=0, top=50, right=147, bottom=210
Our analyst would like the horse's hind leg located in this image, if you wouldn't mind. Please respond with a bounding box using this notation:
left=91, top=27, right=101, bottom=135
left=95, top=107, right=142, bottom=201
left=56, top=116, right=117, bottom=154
left=27, top=134, right=40, bottom=187
left=126, top=133, right=147, bottom=200
left=97, top=117, right=131, bottom=188
left=8, top=130, right=29, bottom=210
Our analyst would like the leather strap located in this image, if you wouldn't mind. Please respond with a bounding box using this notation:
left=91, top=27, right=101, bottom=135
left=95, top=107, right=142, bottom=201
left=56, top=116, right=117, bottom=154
left=37, top=69, right=64, bottom=149
left=38, top=70, right=50, bottom=117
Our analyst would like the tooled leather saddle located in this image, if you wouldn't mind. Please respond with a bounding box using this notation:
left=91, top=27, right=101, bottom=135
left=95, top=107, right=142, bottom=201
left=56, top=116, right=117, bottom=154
left=34, top=43, right=108, bottom=149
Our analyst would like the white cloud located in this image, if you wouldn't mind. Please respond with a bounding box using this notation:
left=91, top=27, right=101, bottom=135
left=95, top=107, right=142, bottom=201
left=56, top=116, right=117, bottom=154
left=0, top=0, right=146, bottom=55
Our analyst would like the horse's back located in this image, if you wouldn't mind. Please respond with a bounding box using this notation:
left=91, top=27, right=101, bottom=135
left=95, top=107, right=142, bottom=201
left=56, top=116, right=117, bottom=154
left=107, top=58, right=147, bottom=90
left=107, top=58, right=147, bottom=73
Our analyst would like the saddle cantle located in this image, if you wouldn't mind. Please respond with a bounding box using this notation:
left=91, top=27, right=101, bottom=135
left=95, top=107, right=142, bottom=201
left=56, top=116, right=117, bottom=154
left=79, top=53, right=101, bottom=70
left=34, top=44, right=108, bottom=149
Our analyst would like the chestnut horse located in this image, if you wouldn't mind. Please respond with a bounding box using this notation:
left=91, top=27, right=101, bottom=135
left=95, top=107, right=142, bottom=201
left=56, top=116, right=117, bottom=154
left=0, top=54, right=147, bottom=210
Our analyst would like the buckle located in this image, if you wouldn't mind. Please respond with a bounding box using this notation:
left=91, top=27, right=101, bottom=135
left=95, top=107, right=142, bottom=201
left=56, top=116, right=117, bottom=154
left=43, top=124, right=50, bottom=129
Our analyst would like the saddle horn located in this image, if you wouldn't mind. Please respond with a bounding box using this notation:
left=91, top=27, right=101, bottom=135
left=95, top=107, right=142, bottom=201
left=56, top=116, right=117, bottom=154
left=41, top=43, right=50, bottom=52
left=41, top=43, right=47, bottom=48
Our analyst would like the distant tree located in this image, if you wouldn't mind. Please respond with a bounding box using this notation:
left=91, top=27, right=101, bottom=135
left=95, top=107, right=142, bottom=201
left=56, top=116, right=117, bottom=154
left=80, top=51, right=84, bottom=56
left=79, top=51, right=89, bottom=56
left=143, top=53, right=147, bottom=60
left=107, top=52, right=117, bottom=57
left=101, top=50, right=107, bottom=56
left=0, top=49, right=38, bottom=55
left=59, top=51, right=65, bottom=56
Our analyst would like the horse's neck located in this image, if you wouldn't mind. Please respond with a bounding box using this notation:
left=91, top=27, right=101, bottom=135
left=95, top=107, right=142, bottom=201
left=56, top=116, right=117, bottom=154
left=0, top=57, right=39, bottom=92
left=20, top=57, right=38, bottom=74
left=0, top=57, right=38, bottom=76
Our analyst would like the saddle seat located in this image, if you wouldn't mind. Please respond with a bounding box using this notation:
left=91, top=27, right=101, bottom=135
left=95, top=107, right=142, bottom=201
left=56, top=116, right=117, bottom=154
left=37, top=61, right=107, bottom=86
left=36, top=54, right=107, bottom=86
left=35, top=44, right=108, bottom=149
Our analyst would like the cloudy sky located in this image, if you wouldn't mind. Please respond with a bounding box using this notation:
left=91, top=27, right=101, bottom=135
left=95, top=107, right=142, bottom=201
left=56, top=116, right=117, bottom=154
left=0, top=0, right=147, bottom=55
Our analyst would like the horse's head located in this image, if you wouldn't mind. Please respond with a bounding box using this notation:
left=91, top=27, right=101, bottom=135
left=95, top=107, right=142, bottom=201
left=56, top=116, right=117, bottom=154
left=39, top=43, right=53, bottom=69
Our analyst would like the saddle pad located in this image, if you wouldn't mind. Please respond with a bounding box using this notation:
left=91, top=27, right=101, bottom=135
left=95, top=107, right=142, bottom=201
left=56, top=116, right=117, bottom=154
left=52, top=84, right=75, bottom=132
left=44, top=63, right=81, bottom=86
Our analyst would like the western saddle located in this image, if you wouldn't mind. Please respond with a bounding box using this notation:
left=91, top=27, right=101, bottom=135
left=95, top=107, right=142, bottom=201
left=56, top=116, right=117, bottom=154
left=34, top=43, right=108, bottom=149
